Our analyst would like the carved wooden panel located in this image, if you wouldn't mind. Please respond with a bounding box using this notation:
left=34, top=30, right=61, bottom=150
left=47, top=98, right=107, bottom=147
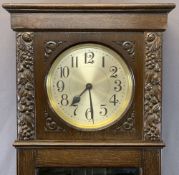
left=144, top=32, right=162, bottom=141
left=36, top=148, right=142, bottom=167
left=116, top=109, right=135, bottom=132
left=113, top=41, right=135, bottom=60
left=44, top=110, right=66, bottom=132
left=34, top=32, right=142, bottom=140
left=17, top=32, right=35, bottom=140
left=44, top=40, right=64, bottom=58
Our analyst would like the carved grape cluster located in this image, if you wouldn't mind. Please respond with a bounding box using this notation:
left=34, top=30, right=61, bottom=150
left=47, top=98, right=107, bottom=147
left=17, top=32, right=35, bottom=140
left=144, top=86, right=161, bottom=140
left=144, top=32, right=162, bottom=141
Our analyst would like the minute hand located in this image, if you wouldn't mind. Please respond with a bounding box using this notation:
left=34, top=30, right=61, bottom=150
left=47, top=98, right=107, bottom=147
left=88, top=88, right=94, bottom=124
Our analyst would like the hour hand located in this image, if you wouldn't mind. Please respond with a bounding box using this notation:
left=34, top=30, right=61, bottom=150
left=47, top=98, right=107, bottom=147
left=71, top=95, right=80, bottom=106
left=70, top=83, right=92, bottom=106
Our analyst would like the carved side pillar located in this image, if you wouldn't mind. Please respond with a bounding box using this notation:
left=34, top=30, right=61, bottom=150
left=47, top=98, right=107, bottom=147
left=16, top=32, right=35, bottom=140
left=144, top=32, right=162, bottom=141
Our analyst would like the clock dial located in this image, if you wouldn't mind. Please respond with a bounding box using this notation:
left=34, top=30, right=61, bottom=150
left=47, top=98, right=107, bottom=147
left=46, top=43, right=134, bottom=130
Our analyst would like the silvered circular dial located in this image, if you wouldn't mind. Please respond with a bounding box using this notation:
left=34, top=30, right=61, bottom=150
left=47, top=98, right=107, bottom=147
left=46, top=43, right=134, bottom=130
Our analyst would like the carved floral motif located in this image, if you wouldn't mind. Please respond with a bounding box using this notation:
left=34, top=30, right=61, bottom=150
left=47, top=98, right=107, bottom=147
left=17, top=32, right=35, bottom=140
left=114, top=41, right=135, bottom=59
left=116, top=109, right=135, bottom=132
left=44, top=111, right=65, bottom=132
left=144, top=32, right=162, bottom=141
left=44, top=41, right=64, bottom=58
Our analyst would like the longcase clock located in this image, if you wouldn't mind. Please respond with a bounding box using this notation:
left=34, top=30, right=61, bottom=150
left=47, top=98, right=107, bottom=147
left=3, top=3, right=175, bottom=175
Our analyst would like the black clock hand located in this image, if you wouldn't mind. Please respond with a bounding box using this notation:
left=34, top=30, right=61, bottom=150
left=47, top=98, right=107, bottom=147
left=71, top=88, right=87, bottom=106
left=88, top=88, right=94, bottom=124
left=71, top=83, right=92, bottom=106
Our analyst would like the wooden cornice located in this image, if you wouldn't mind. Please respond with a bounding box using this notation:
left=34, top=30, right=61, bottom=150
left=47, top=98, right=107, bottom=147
left=2, top=3, right=175, bottom=13
left=2, top=3, right=176, bottom=31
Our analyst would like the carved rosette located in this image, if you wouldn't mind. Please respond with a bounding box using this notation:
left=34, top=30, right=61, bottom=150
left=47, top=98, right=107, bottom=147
left=44, top=41, right=64, bottom=58
left=113, top=41, right=135, bottom=59
left=144, top=32, right=162, bottom=141
left=116, top=109, right=135, bottom=132
left=17, top=32, right=35, bottom=140
left=44, top=111, right=65, bottom=132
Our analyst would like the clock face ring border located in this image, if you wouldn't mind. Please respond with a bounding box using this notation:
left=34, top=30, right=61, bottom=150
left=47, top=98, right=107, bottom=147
left=45, top=43, right=135, bottom=131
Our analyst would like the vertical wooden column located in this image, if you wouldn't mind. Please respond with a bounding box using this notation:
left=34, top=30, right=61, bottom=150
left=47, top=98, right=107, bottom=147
left=17, top=150, right=36, bottom=175
left=143, top=150, right=161, bottom=175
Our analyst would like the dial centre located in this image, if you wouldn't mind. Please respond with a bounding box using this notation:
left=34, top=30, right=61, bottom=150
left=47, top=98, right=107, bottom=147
left=86, top=83, right=93, bottom=90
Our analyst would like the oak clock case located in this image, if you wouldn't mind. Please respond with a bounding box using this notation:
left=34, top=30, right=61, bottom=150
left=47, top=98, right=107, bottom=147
left=2, top=3, right=175, bottom=175
left=46, top=43, right=134, bottom=131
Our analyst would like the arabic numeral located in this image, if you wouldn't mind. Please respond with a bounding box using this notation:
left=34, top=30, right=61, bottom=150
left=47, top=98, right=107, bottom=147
left=60, top=94, right=69, bottom=106
left=73, top=105, right=78, bottom=116
left=109, top=94, right=119, bottom=106
left=110, top=66, right=118, bottom=78
left=114, top=80, right=122, bottom=92
left=56, top=80, right=64, bottom=92
left=71, top=56, right=78, bottom=68
left=99, top=104, right=108, bottom=116
left=60, top=66, right=69, bottom=78
left=85, top=51, right=95, bottom=64
left=102, top=56, right=105, bottom=67
left=85, top=108, right=92, bottom=121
